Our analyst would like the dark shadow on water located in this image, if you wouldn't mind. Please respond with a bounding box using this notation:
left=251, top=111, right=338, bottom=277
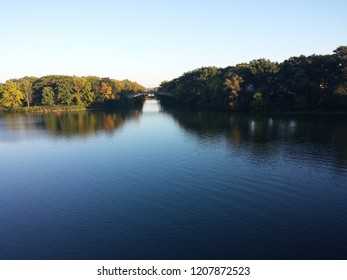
left=166, top=109, right=347, bottom=167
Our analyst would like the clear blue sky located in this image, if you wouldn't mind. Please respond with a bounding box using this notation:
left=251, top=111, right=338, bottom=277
left=1, top=0, right=346, bottom=87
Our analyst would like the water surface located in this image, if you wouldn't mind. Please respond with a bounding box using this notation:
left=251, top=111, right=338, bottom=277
left=1, top=100, right=347, bottom=259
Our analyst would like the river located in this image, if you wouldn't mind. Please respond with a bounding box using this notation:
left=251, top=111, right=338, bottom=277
left=1, top=100, right=347, bottom=259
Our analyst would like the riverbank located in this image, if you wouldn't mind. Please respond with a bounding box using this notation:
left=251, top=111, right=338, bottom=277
left=161, top=104, right=347, bottom=116
left=0, top=105, right=87, bottom=113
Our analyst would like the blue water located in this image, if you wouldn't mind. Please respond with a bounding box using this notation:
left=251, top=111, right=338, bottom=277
left=1, top=100, right=347, bottom=259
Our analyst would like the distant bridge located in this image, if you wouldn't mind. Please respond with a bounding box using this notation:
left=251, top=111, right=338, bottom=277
left=125, top=91, right=174, bottom=99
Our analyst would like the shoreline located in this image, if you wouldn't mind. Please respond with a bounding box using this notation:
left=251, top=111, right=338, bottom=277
left=0, top=105, right=87, bottom=113
left=1, top=104, right=347, bottom=116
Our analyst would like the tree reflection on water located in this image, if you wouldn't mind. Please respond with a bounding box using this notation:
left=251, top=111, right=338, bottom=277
left=0, top=110, right=141, bottom=141
left=168, top=110, right=347, bottom=167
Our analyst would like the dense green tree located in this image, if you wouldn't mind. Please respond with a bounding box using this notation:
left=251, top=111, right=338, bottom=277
left=57, top=77, right=74, bottom=105
left=160, top=46, right=347, bottom=112
left=280, top=55, right=309, bottom=95
left=81, top=82, right=95, bottom=106
left=73, top=76, right=86, bottom=105
left=0, top=74, right=147, bottom=111
left=16, top=77, right=36, bottom=107
left=334, top=46, right=347, bottom=95
left=224, top=71, right=243, bottom=110
left=41, top=86, right=55, bottom=106
left=0, top=80, right=24, bottom=109
left=252, top=92, right=267, bottom=112
left=86, top=76, right=101, bottom=98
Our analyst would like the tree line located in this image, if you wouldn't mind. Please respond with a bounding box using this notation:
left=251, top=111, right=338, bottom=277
left=0, top=75, right=146, bottom=111
left=159, top=46, right=347, bottom=112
